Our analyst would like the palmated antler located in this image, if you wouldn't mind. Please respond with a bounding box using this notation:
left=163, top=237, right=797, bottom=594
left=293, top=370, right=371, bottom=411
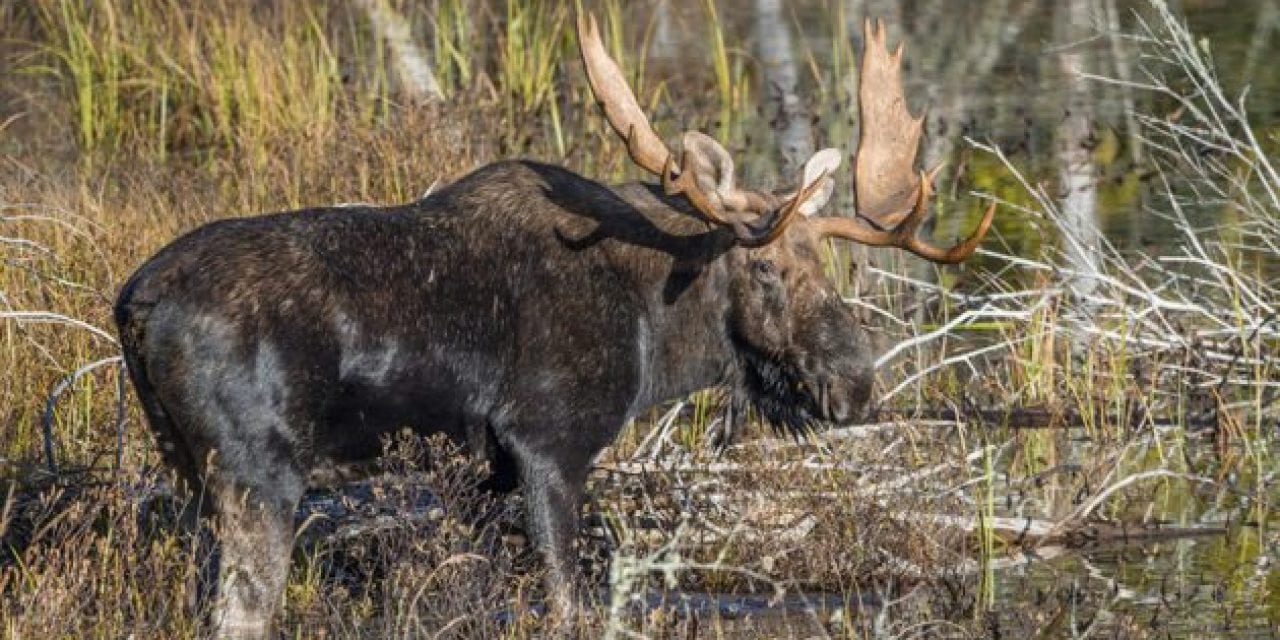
left=814, top=19, right=995, bottom=264
left=577, top=13, right=828, bottom=247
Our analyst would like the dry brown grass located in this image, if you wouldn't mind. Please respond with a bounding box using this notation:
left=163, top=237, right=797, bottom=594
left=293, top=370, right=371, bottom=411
left=0, top=435, right=552, bottom=639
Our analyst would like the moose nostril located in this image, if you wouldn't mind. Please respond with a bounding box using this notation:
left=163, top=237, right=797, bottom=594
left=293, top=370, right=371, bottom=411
left=831, top=399, right=848, bottom=423
left=828, top=391, right=860, bottom=425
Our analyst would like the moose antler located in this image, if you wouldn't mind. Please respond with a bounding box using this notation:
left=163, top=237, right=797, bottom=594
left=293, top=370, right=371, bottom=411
left=575, top=13, right=670, bottom=178
left=810, top=19, right=995, bottom=264
left=577, top=13, right=825, bottom=247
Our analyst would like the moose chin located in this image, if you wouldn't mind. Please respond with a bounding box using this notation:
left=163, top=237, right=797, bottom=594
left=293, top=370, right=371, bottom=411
left=113, top=13, right=994, bottom=638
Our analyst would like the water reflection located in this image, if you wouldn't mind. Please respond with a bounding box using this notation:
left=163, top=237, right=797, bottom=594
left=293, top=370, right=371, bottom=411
left=641, top=0, right=1279, bottom=264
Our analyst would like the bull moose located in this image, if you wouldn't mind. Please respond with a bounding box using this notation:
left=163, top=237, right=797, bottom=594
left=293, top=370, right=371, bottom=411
left=113, top=13, right=995, bottom=638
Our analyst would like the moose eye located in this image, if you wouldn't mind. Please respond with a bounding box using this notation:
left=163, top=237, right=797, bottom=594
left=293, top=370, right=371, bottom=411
left=751, top=259, right=779, bottom=279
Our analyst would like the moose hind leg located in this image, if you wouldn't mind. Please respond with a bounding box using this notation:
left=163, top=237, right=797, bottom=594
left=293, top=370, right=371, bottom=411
left=210, top=482, right=300, bottom=639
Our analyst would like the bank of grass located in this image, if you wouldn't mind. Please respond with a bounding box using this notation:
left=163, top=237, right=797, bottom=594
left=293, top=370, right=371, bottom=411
left=1, top=0, right=1277, bottom=637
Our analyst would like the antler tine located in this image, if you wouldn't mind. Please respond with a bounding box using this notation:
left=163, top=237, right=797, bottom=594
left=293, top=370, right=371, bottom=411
left=812, top=175, right=997, bottom=264
left=737, top=169, right=833, bottom=247
left=865, top=163, right=943, bottom=230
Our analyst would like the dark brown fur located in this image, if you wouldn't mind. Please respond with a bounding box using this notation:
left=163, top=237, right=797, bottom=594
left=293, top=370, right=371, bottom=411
left=114, top=160, right=872, bottom=637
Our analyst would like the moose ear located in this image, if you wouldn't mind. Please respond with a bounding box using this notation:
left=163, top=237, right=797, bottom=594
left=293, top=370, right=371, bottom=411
left=797, top=148, right=842, bottom=216
left=681, top=132, right=736, bottom=202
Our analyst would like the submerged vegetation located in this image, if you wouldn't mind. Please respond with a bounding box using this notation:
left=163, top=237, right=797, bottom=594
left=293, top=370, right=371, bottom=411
left=1, top=0, right=1278, bottom=637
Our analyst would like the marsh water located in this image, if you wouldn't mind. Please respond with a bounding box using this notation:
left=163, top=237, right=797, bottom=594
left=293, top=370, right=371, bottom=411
left=603, top=1, right=1280, bottom=636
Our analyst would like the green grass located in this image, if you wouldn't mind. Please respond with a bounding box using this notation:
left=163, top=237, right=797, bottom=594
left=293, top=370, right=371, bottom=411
left=22, top=0, right=379, bottom=164
left=499, top=0, right=568, bottom=155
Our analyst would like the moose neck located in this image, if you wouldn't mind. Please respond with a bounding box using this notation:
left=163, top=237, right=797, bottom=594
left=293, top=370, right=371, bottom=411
left=603, top=183, right=746, bottom=414
left=639, top=259, right=739, bottom=412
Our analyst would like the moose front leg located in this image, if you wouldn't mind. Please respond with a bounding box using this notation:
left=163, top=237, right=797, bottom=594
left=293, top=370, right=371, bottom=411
left=507, top=438, right=592, bottom=623
left=526, top=463, right=589, bottom=619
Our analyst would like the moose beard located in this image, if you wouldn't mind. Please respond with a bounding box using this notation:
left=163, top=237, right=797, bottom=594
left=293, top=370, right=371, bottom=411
left=723, top=344, right=822, bottom=440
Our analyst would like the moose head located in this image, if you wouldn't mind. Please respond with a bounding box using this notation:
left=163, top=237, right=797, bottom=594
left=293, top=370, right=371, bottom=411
left=578, top=15, right=995, bottom=436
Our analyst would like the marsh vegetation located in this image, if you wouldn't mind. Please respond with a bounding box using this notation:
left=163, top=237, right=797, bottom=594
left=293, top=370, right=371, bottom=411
left=1, top=0, right=1278, bottom=637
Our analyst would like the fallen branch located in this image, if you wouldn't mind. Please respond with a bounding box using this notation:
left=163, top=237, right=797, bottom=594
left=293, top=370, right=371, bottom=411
left=40, top=355, right=125, bottom=475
